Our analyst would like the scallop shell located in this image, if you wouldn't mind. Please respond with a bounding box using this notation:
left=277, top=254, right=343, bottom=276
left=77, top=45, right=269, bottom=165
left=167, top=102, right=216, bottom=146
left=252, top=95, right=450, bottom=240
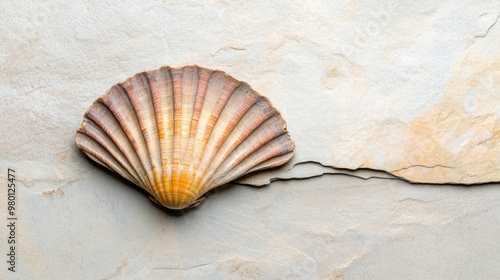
left=75, top=65, right=295, bottom=210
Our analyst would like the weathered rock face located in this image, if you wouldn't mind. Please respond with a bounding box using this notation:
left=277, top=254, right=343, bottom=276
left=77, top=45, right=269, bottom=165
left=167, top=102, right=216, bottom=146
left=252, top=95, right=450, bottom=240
left=1, top=1, right=499, bottom=185
left=3, top=175, right=500, bottom=279
left=1, top=0, right=499, bottom=279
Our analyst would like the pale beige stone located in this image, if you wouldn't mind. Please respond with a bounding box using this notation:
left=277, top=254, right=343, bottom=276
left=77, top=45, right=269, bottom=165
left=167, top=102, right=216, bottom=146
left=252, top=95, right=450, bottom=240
left=1, top=171, right=499, bottom=279
left=1, top=1, right=500, bottom=278
left=1, top=1, right=499, bottom=184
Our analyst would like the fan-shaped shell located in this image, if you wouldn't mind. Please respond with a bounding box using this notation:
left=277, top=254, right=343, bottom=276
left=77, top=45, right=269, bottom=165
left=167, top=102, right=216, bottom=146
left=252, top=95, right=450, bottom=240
left=75, top=65, right=295, bottom=209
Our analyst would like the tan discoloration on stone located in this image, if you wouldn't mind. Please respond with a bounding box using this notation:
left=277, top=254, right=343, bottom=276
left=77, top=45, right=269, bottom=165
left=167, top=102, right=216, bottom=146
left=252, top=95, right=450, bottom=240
left=391, top=53, right=500, bottom=183
left=42, top=188, right=65, bottom=196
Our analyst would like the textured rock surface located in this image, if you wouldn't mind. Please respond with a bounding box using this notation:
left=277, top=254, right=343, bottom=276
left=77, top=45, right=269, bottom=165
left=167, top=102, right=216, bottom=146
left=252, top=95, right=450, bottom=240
left=1, top=1, right=499, bottom=184
left=1, top=172, right=499, bottom=279
left=1, top=0, right=500, bottom=278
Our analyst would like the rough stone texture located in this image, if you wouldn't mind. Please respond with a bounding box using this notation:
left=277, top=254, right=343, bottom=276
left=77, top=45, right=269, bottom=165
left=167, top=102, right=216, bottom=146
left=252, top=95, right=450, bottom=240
left=1, top=1, right=499, bottom=185
left=1, top=173, right=500, bottom=279
left=1, top=1, right=500, bottom=279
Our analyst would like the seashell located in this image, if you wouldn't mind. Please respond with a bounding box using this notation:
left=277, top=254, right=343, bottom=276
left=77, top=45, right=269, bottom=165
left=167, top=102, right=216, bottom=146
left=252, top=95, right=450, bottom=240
left=75, top=65, right=295, bottom=210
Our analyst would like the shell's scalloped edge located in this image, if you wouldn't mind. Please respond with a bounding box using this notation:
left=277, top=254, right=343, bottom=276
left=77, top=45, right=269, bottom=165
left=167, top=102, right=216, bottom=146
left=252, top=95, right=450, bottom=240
left=77, top=64, right=292, bottom=132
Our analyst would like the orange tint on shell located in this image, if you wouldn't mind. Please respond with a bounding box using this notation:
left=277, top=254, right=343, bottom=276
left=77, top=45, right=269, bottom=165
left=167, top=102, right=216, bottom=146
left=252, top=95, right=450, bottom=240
left=76, top=65, right=295, bottom=209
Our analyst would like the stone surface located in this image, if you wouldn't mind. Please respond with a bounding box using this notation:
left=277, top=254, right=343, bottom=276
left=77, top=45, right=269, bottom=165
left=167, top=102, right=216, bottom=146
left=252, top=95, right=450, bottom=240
left=1, top=171, right=499, bottom=279
left=1, top=1, right=499, bottom=184
left=1, top=0, right=500, bottom=278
